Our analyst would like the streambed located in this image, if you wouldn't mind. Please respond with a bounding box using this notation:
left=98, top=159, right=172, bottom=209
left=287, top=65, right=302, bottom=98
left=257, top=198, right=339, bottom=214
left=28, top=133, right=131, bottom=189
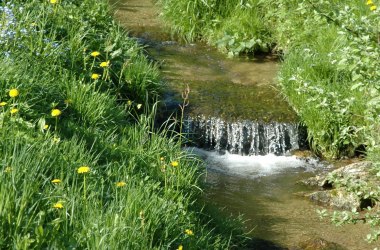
left=193, top=148, right=374, bottom=249
left=111, top=0, right=376, bottom=249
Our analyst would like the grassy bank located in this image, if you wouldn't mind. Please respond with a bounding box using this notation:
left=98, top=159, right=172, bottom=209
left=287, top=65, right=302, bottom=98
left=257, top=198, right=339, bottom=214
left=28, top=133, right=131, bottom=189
left=0, top=0, right=245, bottom=248
left=158, top=0, right=272, bottom=57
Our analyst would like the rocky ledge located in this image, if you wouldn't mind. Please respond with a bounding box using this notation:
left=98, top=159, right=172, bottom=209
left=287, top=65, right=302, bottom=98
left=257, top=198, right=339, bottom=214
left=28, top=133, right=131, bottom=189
left=299, top=161, right=379, bottom=211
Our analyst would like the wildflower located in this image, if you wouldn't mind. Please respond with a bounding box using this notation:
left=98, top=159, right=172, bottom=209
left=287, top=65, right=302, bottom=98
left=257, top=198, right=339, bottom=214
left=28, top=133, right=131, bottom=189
left=127, top=100, right=132, bottom=106
left=116, top=181, right=127, bottom=187
left=51, top=179, right=62, bottom=184
left=9, top=89, right=19, bottom=98
left=0, top=102, right=7, bottom=106
left=177, top=245, right=183, bottom=250
left=185, top=229, right=194, bottom=236
left=91, top=73, right=100, bottom=80
left=51, top=108, right=62, bottom=117
left=53, top=202, right=63, bottom=209
left=90, top=51, right=100, bottom=57
left=10, top=108, right=18, bottom=115
left=367, top=0, right=374, bottom=5
left=77, top=166, right=90, bottom=174
left=50, top=0, right=58, bottom=3
left=370, top=5, right=377, bottom=10
left=137, top=104, right=142, bottom=110
left=100, top=61, right=110, bottom=67
left=44, top=124, right=49, bottom=130
left=160, top=157, right=164, bottom=161
left=4, top=167, right=12, bottom=173
left=170, top=161, right=179, bottom=167
left=53, top=136, right=60, bottom=143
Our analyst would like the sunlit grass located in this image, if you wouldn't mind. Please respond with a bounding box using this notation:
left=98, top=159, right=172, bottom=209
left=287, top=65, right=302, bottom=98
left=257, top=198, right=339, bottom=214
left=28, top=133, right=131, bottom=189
left=0, top=0, right=246, bottom=249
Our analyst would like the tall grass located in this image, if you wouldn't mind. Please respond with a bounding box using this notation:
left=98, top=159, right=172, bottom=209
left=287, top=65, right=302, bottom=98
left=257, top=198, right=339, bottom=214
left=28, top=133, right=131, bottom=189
left=158, top=0, right=272, bottom=56
left=0, top=0, right=246, bottom=248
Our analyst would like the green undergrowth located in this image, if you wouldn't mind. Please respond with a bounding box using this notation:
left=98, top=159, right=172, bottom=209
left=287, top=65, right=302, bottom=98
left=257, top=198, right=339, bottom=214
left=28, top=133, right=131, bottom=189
left=0, top=0, right=246, bottom=249
left=157, top=0, right=272, bottom=57
left=273, top=0, right=380, bottom=159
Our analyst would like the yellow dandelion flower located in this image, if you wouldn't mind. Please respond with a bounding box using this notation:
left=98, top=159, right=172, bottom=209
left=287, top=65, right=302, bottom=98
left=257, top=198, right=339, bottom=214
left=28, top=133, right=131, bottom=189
left=53, top=202, right=63, bottom=209
left=116, top=181, right=127, bottom=187
left=50, top=0, right=58, bottom=3
left=4, top=167, right=12, bottom=173
left=370, top=5, right=377, bottom=10
left=51, top=108, right=62, bottom=117
left=0, top=102, right=7, bottom=106
left=9, top=89, right=19, bottom=98
left=44, top=124, right=49, bottom=130
left=51, top=179, right=62, bottom=184
left=367, top=0, right=374, bottom=5
left=100, top=61, right=110, bottom=67
left=91, top=73, right=101, bottom=80
left=10, top=108, right=18, bottom=115
left=137, top=104, right=142, bottom=110
left=177, top=245, right=183, bottom=250
left=91, top=51, right=100, bottom=57
left=77, top=166, right=90, bottom=174
left=170, top=161, right=179, bottom=167
left=185, top=229, right=194, bottom=236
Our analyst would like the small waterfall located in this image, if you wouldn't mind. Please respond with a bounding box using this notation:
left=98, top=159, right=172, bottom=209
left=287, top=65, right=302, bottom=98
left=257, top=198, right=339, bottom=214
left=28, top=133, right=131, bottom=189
left=184, top=115, right=306, bottom=156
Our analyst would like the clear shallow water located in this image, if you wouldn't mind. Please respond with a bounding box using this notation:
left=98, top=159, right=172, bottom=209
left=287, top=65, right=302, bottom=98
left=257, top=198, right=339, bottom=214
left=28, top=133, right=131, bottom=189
left=188, top=148, right=376, bottom=249
left=110, top=0, right=297, bottom=122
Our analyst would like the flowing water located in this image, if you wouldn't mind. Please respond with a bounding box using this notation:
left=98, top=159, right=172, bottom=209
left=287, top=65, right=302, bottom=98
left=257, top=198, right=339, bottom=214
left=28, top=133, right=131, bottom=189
left=111, top=1, right=376, bottom=249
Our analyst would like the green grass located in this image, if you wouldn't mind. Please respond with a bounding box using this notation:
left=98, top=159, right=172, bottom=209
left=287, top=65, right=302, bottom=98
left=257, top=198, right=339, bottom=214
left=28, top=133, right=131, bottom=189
left=157, top=0, right=272, bottom=56
left=0, top=0, right=246, bottom=248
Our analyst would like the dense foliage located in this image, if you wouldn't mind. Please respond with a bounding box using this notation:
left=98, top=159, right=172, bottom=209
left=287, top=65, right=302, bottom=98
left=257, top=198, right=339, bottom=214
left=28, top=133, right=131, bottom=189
left=0, top=0, right=245, bottom=248
left=158, top=0, right=272, bottom=57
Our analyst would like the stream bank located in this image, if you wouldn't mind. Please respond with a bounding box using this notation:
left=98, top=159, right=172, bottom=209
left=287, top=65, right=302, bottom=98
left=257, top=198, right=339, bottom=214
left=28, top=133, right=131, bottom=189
left=110, top=0, right=377, bottom=249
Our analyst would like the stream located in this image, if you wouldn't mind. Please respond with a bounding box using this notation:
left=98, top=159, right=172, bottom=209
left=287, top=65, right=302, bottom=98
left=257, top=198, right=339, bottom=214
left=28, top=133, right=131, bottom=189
left=111, top=0, right=375, bottom=249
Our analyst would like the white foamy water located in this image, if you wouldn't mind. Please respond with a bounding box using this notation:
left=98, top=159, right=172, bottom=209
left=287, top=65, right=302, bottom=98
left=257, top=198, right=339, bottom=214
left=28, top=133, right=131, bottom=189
left=186, top=147, right=321, bottom=178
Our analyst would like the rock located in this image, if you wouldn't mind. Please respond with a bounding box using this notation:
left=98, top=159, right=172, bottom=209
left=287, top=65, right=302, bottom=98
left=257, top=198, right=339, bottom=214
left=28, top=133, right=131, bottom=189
left=307, top=189, right=360, bottom=211
left=301, top=161, right=373, bottom=188
left=300, top=161, right=377, bottom=210
left=329, top=161, right=372, bottom=181
left=298, top=174, right=330, bottom=187
left=293, top=237, right=347, bottom=250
